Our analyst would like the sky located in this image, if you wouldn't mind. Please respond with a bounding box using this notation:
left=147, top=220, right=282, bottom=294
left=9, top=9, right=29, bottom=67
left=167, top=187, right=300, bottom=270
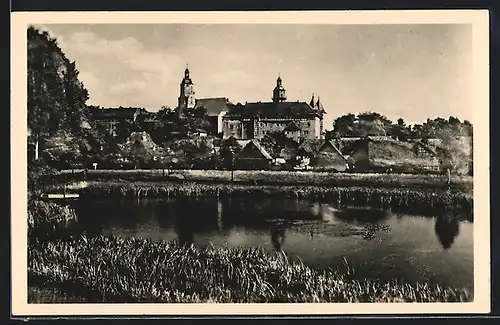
left=34, top=23, right=473, bottom=128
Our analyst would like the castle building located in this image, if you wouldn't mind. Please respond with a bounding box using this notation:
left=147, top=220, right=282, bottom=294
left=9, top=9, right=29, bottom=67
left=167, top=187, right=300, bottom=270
left=222, top=76, right=326, bottom=140
left=175, top=68, right=326, bottom=140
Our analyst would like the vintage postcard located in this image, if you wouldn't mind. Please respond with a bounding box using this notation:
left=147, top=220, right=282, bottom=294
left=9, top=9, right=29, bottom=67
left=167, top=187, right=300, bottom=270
left=11, top=10, right=490, bottom=316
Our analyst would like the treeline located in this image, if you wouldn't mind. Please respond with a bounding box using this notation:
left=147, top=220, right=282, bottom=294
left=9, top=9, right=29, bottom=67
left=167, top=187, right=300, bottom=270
left=327, top=112, right=472, bottom=140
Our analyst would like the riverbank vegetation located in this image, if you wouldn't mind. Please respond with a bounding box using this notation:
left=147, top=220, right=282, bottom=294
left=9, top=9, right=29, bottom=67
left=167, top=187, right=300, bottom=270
left=55, top=168, right=473, bottom=190
left=75, top=181, right=472, bottom=216
left=29, top=235, right=471, bottom=303
left=28, top=201, right=78, bottom=242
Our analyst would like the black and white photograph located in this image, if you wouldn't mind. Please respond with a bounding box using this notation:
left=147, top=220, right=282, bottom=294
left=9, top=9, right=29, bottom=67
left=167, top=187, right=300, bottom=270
left=11, top=10, right=490, bottom=316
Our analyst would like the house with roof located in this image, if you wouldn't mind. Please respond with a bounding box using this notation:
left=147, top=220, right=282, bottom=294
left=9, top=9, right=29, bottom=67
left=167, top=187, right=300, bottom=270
left=283, top=121, right=302, bottom=142
left=296, top=139, right=348, bottom=171
left=88, top=106, right=156, bottom=136
left=194, top=97, right=232, bottom=136
left=345, top=136, right=441, bottom=173
left=234, top=139, right=274, bottom=170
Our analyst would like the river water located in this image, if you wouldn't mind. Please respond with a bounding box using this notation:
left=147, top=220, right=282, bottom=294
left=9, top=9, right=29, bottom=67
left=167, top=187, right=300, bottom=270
left=71, top=196, right=473, bottom=292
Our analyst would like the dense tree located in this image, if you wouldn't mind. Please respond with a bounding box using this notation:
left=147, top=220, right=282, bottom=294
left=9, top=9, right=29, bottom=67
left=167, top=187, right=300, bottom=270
left=332, top=113, right=357, bottom=136
left=28, top=26, right=92, bottom=171
left=332, top=112, right=393, bottom=137
left=28, top=26, right=90, bottom=141
left=165, top=137, right=216, bottom=169
left=150, top=105, right=211, bottom=144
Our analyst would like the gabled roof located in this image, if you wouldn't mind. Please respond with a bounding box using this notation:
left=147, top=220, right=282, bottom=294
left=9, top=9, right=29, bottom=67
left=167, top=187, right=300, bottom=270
left=195, top=97, right=232, bottom=116
left=237, top=140, right=251, bottom=148
left=298, top=139, right=325, bottom=156
left=317, top=140, right=347, bottom=161
left=298, top=139, right=345, bottom=160
left=225, top=101, right=320, bottom=119
left=237, top=139, right=273, bottom=160
left=284, top=121, right=301, bottom=132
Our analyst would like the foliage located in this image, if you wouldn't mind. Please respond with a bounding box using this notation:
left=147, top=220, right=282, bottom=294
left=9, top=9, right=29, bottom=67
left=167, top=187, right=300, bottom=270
left=218, top=137, right=243, bottom=169
left=164, top=137, right=216, bottom=169
left=28, top=26, right=91, bottom=142
left=333, top=112, right=395, bottom=137
left=150, top=105, right=211, bottom=144
left=28, top=160, right=57, bottom=199
left=118, top=132, right=164, bottom=168
left=29, top=235, right=470, bottom=303
left=27, top=25, right=104, bottom=177
left=28, top=201, right=78, bottom=242
left=42, top=131, right=86, bottom=169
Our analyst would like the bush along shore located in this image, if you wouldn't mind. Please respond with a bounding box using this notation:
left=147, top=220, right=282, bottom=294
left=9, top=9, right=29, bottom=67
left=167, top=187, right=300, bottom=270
left=76, top=181, right=473, bottom=216
left=28, top=200, right=79, bottom=243
left=28, top=235, right=471, bottom=303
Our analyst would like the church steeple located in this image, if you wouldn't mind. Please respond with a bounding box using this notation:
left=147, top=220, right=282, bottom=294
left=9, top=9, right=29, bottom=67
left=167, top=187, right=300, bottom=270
left=272, top=74, right=287, bottom=103
left=178, top=65, right=196, bottom=114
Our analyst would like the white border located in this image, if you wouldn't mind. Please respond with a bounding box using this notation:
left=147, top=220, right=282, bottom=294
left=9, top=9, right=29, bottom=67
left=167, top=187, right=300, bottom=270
left=11, top=10, right=490, bottom=316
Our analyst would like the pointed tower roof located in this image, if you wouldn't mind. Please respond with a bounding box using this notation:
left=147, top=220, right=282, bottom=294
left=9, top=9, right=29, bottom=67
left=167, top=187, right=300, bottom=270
left=309, top=94, right=315, bottom=107
left=316, top=97, right=326, bottom=114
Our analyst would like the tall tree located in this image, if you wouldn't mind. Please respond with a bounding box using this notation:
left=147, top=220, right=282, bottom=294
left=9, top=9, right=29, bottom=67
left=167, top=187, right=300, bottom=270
left=28, top=26, right=91, bottom=158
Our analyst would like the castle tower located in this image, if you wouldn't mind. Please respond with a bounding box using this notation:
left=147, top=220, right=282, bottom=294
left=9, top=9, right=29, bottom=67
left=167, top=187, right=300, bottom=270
left=316, top=97, right=326, bottom=139
left=272, top=75, right=287, bottom=103
left=178, top=66, right=196, bottom=115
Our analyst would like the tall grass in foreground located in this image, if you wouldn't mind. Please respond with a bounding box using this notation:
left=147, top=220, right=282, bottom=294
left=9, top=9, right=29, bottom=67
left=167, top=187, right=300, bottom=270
left=28, top=201, right=78, bottom=242
left=80, top=182, right=473, bottom=215
left=28, top=235, right=470, bottom=303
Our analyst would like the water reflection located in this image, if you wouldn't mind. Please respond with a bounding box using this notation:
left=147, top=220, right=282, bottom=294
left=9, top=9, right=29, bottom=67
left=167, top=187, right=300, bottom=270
left=172, top=214, right=193, bottom=245
left=71, top=196, right=473, bottom=291
left=270, top=226, right=286, bottom=251
left=434, top=212, right=460, bottom=250
left=333, top=206, right=392, bottom=225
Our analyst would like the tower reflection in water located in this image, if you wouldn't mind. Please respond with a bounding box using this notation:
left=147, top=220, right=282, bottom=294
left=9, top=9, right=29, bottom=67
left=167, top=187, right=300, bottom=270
left=434, top=212, right=461, bottom=250
left=271, top=226, right=286, bottom=251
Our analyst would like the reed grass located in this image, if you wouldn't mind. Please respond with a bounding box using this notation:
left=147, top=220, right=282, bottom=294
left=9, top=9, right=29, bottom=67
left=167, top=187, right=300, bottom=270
left=28, top=201, right=79, bottom=242
left=79, top=181, right=472, bottom=215
left=58, top=169, right=472, bottom=190
left=28, top=235, right=470, bottom=303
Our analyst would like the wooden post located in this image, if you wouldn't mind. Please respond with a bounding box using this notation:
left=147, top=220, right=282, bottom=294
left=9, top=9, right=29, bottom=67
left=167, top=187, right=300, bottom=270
left=63, top=174, right=67, bottom=199
left=34, top=139, right=39, bottom=160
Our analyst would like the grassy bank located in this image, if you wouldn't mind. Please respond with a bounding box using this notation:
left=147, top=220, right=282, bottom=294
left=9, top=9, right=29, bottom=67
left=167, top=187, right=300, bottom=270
left=76, top=181, right=472, bottom=215
left=28, top=235, right=471, bottom=303
left=58, top=169, right=473, bottom=190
